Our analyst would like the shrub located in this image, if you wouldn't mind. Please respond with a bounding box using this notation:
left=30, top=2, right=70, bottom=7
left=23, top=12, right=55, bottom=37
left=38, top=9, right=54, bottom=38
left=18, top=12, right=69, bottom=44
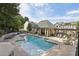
left=27, top=23, right=32, bottom=32
left=0, top=30, right=5, bottom=37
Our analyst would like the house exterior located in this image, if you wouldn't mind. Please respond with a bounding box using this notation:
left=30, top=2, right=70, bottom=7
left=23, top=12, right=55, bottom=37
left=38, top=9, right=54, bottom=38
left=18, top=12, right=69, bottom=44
left=24, top=20, right=77, bottom=38
left=54, top=22, right=76, bottom=29
left=24, top=21, right=29, bottom=31
left=30, top=22, right=38, bottom=34
left=54, top=22, right=77, bottom=38
left=37, top=20, right=55, bottom=37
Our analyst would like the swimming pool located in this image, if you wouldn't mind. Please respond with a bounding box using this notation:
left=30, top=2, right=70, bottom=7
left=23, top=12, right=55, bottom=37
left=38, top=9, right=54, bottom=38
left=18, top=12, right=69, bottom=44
left=16, top=35, right=57, bottom=56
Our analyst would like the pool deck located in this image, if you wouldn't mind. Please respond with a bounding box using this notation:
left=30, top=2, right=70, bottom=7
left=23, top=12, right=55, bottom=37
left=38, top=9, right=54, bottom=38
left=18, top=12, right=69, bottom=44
left=41, top=36, right=77, bottom=56
left=42, top=42, right=77, bottom=56
left=0, top=42, right=14, bottom=56
left=13, top=45, right=29, bottom=56
left=0, top=33, right=78, bottom=56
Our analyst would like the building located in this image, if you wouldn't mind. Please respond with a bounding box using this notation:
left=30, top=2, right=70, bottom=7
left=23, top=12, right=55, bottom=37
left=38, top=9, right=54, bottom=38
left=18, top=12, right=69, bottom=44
left=37, top=20, right=55, bottom=37
left=54, top=22, right=77, bottom=38
left=24, top=20, right=77, bottom=38
left=30, top=22, right=38, bottom=34
left=24, top=21, right=29, bottom=31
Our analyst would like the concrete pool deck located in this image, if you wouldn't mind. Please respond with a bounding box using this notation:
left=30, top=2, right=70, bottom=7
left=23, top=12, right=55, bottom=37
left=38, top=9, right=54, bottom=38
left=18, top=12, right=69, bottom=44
left=0, top=42, right=14, bottom=56
left=41, top=36, right=77, bottom=56
left=0, top=33, right=78, bottom=56
left=42, top=42, right=77, bottom=56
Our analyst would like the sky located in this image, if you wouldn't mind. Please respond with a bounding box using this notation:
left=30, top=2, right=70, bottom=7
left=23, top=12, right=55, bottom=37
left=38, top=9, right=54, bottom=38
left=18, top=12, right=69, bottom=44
left=19, top=3, right=79, bottom=23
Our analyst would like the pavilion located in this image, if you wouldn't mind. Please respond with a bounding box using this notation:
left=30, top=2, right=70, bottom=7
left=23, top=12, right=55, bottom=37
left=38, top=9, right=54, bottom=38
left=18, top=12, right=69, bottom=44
left=37, top=20, right=55, bottom=37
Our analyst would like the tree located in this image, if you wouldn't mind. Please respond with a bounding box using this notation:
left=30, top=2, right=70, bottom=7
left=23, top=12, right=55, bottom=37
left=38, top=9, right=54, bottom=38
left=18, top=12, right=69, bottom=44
left=7, top=15, right=26, bottom=32
left=0, top=3, right=30, bottom=36
left=27, top=23, right=32, bottom=32
left=76, top=21, right=79, bottom=31
left=0, top=3, right=19, bottom=16
left=0, top=3, right=20, bottom=33
left=25, top=17, right=32, bottom=32
left=14, top=15, right=25, bottom=28
left=25, top=17, right=29, bottom=21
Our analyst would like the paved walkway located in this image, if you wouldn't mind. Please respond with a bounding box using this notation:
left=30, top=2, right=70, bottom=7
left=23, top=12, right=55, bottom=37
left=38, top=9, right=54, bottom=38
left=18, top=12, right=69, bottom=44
left=43, top=40, right=77, bottom=56
left=13, top=46, right=29, bottom=56
left=0, top=42, right=14, bottom=56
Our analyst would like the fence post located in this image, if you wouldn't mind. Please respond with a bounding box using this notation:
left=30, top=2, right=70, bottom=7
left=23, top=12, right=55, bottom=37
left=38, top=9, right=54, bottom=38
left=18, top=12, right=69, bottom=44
left=75, top=32, right=79, bottom=56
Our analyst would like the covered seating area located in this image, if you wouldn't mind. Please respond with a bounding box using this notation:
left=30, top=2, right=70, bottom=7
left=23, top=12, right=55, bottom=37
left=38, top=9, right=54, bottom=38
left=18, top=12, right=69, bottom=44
left=37, top=20, right=55, bottom=37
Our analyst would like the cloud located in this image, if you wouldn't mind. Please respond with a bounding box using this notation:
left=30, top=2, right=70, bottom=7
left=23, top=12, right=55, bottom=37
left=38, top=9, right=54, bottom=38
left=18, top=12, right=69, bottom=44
left=19, top=3, right=54, bottom=20
left=37, top=16, right=79, bottom=23
left=29, top=3, right=47, bottom=7
left=31, top=16, right=79, bottom=23
left=19, top=3, right=79, bottom=23
left=49, top=16, right=79, bottom=20
left=67, top=9, right=79, bottom=15
left=19, top=4, right=31, bottom=17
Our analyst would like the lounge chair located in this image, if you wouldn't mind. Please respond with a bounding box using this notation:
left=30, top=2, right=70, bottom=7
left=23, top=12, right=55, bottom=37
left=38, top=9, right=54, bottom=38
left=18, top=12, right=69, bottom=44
left=2, top=32, right=18, bottom=40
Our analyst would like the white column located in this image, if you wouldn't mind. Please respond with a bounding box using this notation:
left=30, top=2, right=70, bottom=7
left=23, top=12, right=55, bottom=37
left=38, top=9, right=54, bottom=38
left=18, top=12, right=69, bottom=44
left=45, top=28, right=46, bottom=36
left=47, top=29, right=49, bottom=36
left=40, top=29, right=41, bottom=35
left=38, top=29, right=41, bottom=35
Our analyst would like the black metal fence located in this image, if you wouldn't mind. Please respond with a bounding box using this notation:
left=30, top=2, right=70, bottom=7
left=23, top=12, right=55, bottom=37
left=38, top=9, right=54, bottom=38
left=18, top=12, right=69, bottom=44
left=75, top=32, right=79, bottom=56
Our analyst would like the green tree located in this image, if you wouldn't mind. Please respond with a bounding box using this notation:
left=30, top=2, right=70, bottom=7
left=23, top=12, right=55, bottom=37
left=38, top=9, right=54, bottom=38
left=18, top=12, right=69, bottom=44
left=0, top=3, right=30, bottom=36
left=0, top=3, right=19, bottom=16
left=14, top=15, right=25, bottom=28
left=76, top=21, right=79, bottom=27
left=76, top=21, right=79, bottom=32
left=24, top=17, right=32, bottom=32
left=7, top=15, right=26, bottom=32
left=27, top=23, right=32, bottom=32
left=25, top=17, right=29, bottom=21
left=0, top=3, right=20, bottom=33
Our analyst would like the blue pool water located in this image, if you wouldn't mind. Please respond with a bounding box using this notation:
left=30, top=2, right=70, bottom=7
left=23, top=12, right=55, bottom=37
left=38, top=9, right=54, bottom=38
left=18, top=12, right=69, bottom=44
left=16, top=35, right=57, bottom=56
left=26, top=35, right=56, bottom=51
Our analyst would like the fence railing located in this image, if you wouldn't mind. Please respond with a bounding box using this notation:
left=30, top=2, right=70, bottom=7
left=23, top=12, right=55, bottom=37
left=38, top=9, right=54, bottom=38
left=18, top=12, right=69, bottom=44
left=75, top=32, right=79, bottom=56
